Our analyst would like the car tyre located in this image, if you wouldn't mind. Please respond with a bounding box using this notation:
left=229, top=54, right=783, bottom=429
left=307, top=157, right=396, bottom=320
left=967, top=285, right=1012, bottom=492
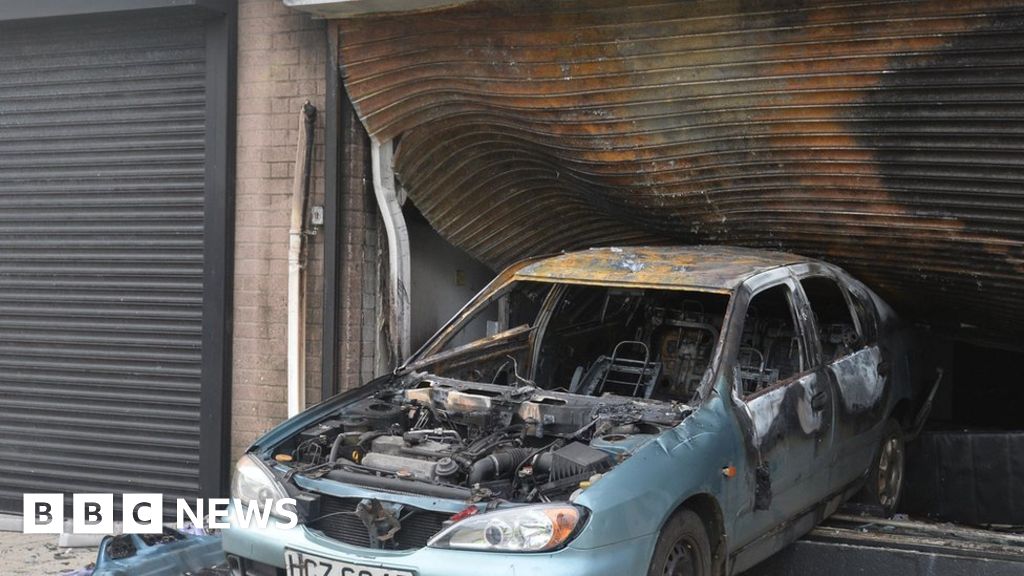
left=861, top=418, right=905, bottom=515
left=647, top=508, right=711, bottom=576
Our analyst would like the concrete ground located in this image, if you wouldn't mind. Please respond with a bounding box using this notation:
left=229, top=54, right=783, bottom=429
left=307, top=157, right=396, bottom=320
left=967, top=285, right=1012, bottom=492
left=0, top=533, right=97, bottom=576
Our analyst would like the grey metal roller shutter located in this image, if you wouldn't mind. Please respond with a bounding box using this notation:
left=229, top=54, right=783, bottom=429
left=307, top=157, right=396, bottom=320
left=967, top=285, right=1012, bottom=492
left=0, top=11, right=210, bottom=514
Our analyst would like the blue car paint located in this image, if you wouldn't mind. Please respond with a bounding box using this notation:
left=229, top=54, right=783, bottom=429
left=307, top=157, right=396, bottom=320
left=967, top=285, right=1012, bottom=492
left=573, top=391, right=743, bottom=550
left=288, top=472, right=468, bottom=515
left=92, top=531, right=224, bottom=576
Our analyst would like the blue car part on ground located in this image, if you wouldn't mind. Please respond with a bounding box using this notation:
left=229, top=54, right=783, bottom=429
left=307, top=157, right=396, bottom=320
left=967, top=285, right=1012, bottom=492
left=90, top=527, right=225, bottom=576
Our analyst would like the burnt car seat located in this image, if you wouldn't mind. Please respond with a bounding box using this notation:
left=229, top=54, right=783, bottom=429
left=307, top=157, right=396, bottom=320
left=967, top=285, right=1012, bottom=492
left=575, top=341, right=662, bottom=398
left=738, top=346, right=778, bottom=395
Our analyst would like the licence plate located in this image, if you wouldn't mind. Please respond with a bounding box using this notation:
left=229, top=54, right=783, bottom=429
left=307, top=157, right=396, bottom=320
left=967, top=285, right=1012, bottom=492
left=285, top=549, right=415, bottom=576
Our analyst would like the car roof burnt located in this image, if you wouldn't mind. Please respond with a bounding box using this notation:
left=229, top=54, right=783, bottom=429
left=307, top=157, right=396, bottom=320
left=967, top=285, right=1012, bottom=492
left=513, top=246, right=807, bottom=292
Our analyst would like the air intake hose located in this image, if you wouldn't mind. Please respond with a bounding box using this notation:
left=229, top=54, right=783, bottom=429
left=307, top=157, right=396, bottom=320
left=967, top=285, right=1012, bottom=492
left=467, top=448, right=535, bottom=484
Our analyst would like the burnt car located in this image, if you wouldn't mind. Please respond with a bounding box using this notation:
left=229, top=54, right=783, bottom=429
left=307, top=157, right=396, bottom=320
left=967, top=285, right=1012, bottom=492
left=224, top=246, right=918, bottom=576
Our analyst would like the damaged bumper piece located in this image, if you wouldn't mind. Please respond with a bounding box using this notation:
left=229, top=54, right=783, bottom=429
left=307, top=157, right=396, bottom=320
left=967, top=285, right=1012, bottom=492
left=85, top=528, right=224, bottom=576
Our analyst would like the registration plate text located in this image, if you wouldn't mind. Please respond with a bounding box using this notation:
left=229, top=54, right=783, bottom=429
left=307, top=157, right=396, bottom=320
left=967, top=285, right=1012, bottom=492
left=285, top=550, right=415, bottom=576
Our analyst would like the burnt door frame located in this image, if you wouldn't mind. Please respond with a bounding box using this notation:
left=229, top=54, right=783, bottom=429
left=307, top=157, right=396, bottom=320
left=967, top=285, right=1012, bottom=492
left=726, top=268, right=834, bottom=549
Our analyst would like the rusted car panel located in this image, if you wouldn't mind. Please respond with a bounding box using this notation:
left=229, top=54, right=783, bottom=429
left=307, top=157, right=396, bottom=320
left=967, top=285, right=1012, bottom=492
left=514, top=246, right=802, bottom=292
left=328, top=0, right=1024, bottom=346
left=224, top=246, right=916, bottom=575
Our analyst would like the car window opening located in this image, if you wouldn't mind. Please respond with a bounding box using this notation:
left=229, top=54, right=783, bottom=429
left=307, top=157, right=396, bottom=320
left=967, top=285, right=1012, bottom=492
left=739, top=284, right=804, bottom=398
left=414, top=281, right=730, bottom=405
left=800, top=276, right=863, bottom=362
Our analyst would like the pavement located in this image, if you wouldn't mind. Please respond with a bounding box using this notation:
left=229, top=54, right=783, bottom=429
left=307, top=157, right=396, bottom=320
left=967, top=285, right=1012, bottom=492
left=0, top=533, right=97, bottom=576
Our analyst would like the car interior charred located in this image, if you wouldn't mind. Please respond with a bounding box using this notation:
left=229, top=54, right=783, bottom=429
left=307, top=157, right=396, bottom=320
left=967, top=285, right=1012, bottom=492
left=272, top=283, right=730, bottom=505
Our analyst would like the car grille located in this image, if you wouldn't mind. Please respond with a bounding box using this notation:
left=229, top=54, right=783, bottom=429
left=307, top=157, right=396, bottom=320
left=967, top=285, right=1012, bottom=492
left=309, top=496, right=450, bottom=550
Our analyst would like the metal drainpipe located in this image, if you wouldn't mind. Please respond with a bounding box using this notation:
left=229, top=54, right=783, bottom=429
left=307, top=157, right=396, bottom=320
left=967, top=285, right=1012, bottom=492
left=371, top=138, right=411, bottom=365
left=321, top=21, right=342, bottom=400
left=288, top=102, right=317, bottom=417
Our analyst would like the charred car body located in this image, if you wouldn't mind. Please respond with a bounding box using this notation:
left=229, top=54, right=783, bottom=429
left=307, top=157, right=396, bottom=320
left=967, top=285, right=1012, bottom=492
left=224, top=246, right=920, bottom=576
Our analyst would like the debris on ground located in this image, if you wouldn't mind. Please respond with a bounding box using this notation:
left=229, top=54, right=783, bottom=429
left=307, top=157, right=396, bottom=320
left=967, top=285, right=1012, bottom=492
left=58, top=526, right=224, bottom=576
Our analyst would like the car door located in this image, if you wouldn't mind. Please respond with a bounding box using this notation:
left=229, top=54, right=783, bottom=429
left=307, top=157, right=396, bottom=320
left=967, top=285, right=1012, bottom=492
left=729, top=271, right=835, bottom=550
left=797, top=270, right=888, bottom=491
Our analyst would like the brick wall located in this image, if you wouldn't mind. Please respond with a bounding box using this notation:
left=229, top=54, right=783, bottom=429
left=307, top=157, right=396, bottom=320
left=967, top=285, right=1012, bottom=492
left=230, top=2, right=386, bottom=462
left=337, top=103, right=382, bottom=391
left=231, top=0, right=327, bottom=461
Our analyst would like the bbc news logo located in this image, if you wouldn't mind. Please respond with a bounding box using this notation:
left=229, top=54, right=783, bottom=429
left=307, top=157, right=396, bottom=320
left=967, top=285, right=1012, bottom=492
left=23, top=494, right=298, bottom=534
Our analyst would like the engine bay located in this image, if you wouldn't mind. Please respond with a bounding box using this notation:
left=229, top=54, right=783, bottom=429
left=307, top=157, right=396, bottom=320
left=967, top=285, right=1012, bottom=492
left=277, top=374, right=690, bottom=503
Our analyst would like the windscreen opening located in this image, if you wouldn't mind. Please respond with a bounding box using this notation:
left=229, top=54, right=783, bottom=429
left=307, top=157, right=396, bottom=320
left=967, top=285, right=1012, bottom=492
left=413, top=281, right=729, bottom=404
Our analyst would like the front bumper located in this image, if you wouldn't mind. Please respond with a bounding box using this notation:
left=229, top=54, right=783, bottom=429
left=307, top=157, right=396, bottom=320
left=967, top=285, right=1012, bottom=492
left=222, top=518, right=656, bottom=576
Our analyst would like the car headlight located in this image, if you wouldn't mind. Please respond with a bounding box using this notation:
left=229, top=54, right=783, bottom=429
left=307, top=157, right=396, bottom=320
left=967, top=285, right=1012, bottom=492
left=427, top=504, right=585, bottom=552
left=231, top=454, right=287, bottom=506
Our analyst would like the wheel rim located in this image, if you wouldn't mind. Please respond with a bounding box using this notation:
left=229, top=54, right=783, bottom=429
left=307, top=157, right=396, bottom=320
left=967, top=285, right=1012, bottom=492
left=877, top=436, right=904, bottom=509
left=663, top=537, right=699, bottom=576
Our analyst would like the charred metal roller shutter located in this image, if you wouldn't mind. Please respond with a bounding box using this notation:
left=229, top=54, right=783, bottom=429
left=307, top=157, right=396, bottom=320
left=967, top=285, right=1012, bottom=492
left=334, top=0, right=1024, bottom=347
left=0, top=12, right=210, bottom=513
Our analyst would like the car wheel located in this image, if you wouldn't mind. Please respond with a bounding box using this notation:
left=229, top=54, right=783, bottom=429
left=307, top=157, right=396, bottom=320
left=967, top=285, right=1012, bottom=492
left=647, top=509, right=711, bottom=576
left=862, top=418, right=905, bottom=514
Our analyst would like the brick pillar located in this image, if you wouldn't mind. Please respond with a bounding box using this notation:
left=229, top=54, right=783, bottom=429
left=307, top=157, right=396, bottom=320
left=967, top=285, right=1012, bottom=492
left=231, top=0, right=327, bottom=461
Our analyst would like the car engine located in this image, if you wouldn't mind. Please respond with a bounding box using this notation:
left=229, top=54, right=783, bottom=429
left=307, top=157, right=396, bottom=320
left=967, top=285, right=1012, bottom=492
left=282, top=374, right=690, bottom=502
